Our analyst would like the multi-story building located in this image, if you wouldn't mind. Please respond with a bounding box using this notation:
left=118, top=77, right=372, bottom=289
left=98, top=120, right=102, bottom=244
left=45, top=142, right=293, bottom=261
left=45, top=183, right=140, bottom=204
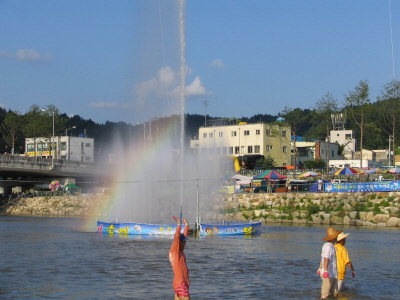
left=294, top=136, right=342, bottom=167
left=190, top=122, right=292, bottom=167
left=25, top=134, right=94, bottom=162
left=330, top=129, right=356, bottom=160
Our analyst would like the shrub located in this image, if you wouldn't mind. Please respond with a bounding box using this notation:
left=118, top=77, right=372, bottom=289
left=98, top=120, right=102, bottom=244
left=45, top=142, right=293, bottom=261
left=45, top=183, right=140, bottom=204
left=373, top=204, right=381, bottom=214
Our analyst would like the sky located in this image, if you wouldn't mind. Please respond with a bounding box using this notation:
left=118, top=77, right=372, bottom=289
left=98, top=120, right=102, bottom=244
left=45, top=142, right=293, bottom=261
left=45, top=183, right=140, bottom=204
left=1, top=0, right=400, bottom=125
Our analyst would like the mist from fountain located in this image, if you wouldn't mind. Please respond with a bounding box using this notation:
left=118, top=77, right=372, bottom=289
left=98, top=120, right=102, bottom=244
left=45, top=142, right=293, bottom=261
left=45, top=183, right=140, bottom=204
left=101, top=0, right=228, bottom=225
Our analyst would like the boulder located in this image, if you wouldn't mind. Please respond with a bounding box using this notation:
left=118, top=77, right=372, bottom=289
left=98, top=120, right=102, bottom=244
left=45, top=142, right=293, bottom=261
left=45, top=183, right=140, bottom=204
left=312, top=216, right=322, bottom=224
left=386, top=217, right=400, bottom=227
left=363, top=222, right=375, bottom=226
left=331, top=216, right=343, bottom=225
left=343, top=216, right=350, bottom=225
left=349, top=211, right=358, bottom=219
left=366, top=212, right=374, bottom=222
left=343, top=204, right=352, bottom=211
left=373, top=214, right=389, bottom=224
left=359, top=211, right=367, bottom=221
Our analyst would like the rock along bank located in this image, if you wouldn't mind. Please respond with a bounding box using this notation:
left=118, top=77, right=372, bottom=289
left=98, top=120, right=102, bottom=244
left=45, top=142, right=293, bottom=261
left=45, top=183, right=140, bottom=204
left=2, top=192, right=400, bottom=227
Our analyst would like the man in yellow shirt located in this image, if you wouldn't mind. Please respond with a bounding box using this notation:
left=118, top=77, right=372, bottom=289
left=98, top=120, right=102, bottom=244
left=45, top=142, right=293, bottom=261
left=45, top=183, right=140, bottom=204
left=334, top=232, right=355, bottom=293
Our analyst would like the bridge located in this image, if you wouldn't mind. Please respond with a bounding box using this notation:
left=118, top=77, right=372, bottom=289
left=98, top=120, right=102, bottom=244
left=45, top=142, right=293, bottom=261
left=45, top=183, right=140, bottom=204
left=0, top=155, right=105, bottom=190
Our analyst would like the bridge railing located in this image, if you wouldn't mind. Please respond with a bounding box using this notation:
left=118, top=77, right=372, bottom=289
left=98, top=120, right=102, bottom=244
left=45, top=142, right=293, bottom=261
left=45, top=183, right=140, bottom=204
left=0, top=154, right=96, bottom=168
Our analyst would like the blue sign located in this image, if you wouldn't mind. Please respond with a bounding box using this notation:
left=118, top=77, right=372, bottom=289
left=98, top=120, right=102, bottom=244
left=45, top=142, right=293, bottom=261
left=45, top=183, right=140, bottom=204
left=324, top=181, right=400, bottom=192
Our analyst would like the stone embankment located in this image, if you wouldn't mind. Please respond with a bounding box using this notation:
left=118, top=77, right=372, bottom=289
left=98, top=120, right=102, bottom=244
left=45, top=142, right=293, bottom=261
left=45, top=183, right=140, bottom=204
left=3, top=192, right=400, bottom=228
left=211, top=192, right=400, bottom=227
left=2, top=194, right=111, bottom=217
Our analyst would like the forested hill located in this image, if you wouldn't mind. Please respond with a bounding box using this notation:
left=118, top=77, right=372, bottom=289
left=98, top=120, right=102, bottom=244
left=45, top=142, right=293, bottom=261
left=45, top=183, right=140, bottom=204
left=1, top=79, right=400, bottom=158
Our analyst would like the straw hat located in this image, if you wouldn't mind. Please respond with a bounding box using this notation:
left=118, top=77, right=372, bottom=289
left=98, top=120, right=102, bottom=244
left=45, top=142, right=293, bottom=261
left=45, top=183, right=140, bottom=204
left=323, top=227, right=343, bottom=241
left=337, top=232, right=350, bottom=241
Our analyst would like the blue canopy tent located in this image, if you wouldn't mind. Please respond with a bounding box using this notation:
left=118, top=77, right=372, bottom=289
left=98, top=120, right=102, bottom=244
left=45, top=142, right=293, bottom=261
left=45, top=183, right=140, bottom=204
left=308, top=180, right=328, bottom=192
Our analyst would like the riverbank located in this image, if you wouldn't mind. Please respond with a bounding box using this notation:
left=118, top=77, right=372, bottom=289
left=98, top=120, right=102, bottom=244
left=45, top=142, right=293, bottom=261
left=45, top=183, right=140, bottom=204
left=212, top=191, right=400, bottom=227
left=1, top=194, right=110, bottom=217
left=2, top=192, right=400, bottom=227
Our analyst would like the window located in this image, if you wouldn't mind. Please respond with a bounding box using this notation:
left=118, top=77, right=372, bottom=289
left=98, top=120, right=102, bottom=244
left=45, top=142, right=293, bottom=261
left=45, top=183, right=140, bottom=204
left=248, top=146, right=253, bottom=153
left=255, top=145, right=260, bottom=153
left=209, top=133, right=213, bottom=138
left=244, top=130, right=250, bottom=136
left=222, top=147, right=228, bottom=154
left=283, top=146, right=287, bottom=153
left=229, top=147, right=233, bottom=154
left=241, top=146, right=245, bottom=154
left=86, top=143, right=91, bottom=147
left=266, top=145, right=273, bottom=152
left=256, top=129, right=260, bottom=135
left=345, top=134, right=352, bottom=140
left=60, top=142, right=67, bottom=150
left=218, top=132, right=223, bottom=137
left=203, top=133, right=207, bottom=138
left=332, top=150, right=335, bottom=157
left=231, top=131, right=237, bottom=137
left=85, top=157, right=91, bottom=161
left=282, top=131, right=287, bottom=138
left=27, top=144, right=35, bottom=152
left=234, top=146, right=240, bottom=154
left=298, top=147, right=307, bottom=157
left=266, top=129, right=271, bottom=135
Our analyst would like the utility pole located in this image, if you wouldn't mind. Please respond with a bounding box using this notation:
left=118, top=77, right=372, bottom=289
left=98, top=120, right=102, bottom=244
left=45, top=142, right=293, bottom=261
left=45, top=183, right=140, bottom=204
left=203, top=100, right=209, bottom=127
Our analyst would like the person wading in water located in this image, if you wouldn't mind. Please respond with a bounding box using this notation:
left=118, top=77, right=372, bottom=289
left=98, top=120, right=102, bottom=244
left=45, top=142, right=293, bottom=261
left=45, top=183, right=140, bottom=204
left=169, top=217, right=190, bottom=300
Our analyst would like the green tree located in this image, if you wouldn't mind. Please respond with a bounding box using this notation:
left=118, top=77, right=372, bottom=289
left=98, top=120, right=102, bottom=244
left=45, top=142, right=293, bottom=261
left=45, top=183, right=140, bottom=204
left=1, top=111, right=23, bottom=151
left=344, top=80, right=371, bottom=168
left=255, top=155, right=276, bottom=169
left=376, top=79, right=400, bottom=163
left=304, top=159, right=326, bottom=169
left=313, top=92, right=340, bottom=138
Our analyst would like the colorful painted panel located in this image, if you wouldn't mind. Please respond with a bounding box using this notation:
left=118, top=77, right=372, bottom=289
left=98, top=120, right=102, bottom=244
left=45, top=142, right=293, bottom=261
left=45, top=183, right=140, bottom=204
left=96, top=221, right=183, bottom=236
left=199, top=222, right=262, bottom=236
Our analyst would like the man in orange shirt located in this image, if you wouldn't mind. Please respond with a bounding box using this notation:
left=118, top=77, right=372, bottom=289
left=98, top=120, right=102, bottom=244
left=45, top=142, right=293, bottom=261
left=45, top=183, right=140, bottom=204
left=169, top=217, right=190, bottom=300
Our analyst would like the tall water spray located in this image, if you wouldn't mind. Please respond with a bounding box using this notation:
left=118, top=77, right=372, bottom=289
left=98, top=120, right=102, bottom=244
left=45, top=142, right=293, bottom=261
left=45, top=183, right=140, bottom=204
left=179, top=0, right=186, bottom=220
left=102, top=0, right=224, bottom=225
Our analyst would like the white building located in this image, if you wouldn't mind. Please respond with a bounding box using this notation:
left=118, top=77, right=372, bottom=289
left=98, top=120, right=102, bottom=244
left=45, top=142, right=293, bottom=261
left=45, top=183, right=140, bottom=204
left=330, top=129, right=356, bottom=160
left=329, top=159, right=382, bottom=169
left=294, top=137, right=343, bottom=167
left=25, top=135, right=94, bottom=162
left=190, top=122, right=292, bottom=167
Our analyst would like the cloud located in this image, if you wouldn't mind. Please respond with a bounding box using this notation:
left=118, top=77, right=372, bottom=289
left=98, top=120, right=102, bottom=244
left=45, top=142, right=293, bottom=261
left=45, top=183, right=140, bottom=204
left=90, top=66, right=208, bottom=112
left=133, top=65, right=207, bottom=106
left=0, top=49, right=52, bottom=62
left=209, top=58, right=226, bottom=69
left=172, top=76, right=207, bottom=99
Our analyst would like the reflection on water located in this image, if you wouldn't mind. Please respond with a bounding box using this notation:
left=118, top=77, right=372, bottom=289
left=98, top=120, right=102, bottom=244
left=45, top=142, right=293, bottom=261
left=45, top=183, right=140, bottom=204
left=1, top=216, right=399, bottom=299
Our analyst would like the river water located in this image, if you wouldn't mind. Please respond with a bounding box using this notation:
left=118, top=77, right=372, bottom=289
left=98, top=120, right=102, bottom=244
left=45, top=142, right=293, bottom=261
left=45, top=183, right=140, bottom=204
left=1, top=216, right=399, bottom=300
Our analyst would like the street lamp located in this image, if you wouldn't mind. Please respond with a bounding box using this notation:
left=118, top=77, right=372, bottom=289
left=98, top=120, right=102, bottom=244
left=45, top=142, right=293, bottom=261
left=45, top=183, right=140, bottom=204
left=65, top=126, right=76, bottom=136
left=65, top=126, right=76, bottom=162
left=42, top=109, right=55, bottom=169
